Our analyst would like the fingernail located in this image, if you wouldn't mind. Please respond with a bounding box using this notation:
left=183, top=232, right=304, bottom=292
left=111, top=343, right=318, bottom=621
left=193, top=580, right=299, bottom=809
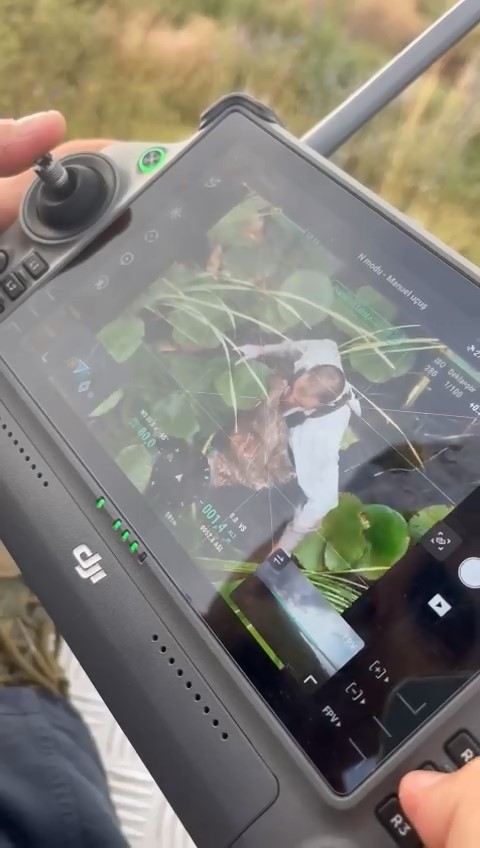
left=15, top=111, right=60, bottom=131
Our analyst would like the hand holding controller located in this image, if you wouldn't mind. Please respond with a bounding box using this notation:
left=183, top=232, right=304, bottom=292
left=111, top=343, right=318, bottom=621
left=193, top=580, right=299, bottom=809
left=0, top=113, right=188, bottom=320
left=0, top=94, right=280, bottom=323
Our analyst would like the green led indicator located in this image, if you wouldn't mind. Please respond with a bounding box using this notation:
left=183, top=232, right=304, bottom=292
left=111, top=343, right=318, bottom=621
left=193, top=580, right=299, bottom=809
left=96, top=497, right=106, bottom=509
left=113, top=520, right=122, bottom=532
left=137, top=147, right=168, bottom=174
left=129, top=541, right=139, bottom=554
left=121, top=530, right=131, bottom=542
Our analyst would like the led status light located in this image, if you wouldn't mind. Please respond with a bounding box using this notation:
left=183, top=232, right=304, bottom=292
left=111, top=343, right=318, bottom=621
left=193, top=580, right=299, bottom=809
left=121, top=530, right=131, bottom=542
left=96, top=497, right=106, bottom=509
left=130, top=541, right=139, bottom=554
left=113, top=519, right=122, bottom=532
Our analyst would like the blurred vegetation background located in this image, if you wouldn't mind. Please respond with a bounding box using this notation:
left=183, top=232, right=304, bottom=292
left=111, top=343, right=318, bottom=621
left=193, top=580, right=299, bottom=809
left=1, top=0, right=480, bottom=264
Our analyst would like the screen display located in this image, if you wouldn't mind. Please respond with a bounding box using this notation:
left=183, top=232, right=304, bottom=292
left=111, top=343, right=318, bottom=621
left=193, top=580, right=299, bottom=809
left=3, top=112, right=480, bottom=794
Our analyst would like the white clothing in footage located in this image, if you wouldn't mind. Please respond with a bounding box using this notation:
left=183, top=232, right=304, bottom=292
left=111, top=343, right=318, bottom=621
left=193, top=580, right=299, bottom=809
left=240, top=339, right=361, bottom=553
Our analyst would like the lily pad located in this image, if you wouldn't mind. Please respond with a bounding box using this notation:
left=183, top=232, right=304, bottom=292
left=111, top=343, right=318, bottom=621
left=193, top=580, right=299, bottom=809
left=279, top=269, right=334, bottom=325
left=349, top=346, right=416, bottom=383
left=362, top=503, right=410, bottom=571
left=162, top=353, right=215, bottom=392
left=324, top=542, right=359, bottom=572
left=98, top=316, right=145, bottom=363
left=332, top=283, right=397, bottom=339
left=214, top=360, right=270, bottom=411
left=152, top=391, right=199, bottom=440
left=116, top=444, right=154, bottom=493
left=170, top=293, right=231, bottom=348
left=321, top=494, right=367, bottom=564
left=294, top=531, right=326, bottom=572
left=409, top=504, right=453, bottom=543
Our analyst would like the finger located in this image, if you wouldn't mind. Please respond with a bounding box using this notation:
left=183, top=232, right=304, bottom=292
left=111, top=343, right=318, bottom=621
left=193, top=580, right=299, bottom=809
left=400, top=761, right=480, bottom=848
left=0, top=137, right=114, bottom=233
left=0, top=112, right=66, bottom=177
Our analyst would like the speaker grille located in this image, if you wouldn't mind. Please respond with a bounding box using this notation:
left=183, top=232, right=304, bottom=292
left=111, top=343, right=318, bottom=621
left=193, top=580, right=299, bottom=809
left=0, top=414, right=49, bottom=487
left=151, top=634, right=229, bottom=741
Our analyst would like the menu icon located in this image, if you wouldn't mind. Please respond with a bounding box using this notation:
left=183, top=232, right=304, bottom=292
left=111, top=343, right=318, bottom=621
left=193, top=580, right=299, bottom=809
left=422, top=522, right=462, bottom=562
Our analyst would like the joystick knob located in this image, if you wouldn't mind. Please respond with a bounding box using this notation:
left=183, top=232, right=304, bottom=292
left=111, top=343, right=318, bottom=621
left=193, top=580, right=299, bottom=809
left=22, top=151, right=117, bottom=242
left=34, top=154, right=71, bottom=197
left=33, top=153, right=111, bottom=232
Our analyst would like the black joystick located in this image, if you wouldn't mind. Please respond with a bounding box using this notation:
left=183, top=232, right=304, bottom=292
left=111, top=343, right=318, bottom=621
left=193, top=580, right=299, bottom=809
left=22, top=150, right=117, bottom=241
left=33, top=153, right=110, bottom=231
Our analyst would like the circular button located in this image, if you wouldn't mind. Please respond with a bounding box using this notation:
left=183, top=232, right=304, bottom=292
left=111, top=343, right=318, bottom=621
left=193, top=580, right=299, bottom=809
left=458, top=557, right=480, bottom=589
left=137, top=147, right=168, bottom=174
left=0, top=250, right=9, bottom=275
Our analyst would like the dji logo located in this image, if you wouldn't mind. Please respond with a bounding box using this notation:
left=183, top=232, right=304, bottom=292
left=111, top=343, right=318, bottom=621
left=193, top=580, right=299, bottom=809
left=72, top=544, right=107, bottom=584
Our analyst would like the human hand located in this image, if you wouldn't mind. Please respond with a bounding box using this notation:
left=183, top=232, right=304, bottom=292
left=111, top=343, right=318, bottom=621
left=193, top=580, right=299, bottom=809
left=236, top=344, right=263, bottom=363
left=0, top=111, right=114, bottom=232
left=400, top=760, right=480, bottom=847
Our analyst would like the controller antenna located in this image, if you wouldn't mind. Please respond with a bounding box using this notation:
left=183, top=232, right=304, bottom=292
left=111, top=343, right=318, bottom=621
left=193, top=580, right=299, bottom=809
left=33, top=153, right=72, bottom=198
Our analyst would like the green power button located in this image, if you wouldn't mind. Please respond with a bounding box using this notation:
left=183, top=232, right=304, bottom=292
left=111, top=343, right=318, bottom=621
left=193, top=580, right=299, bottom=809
left=137, top=147, right=168, bottom=174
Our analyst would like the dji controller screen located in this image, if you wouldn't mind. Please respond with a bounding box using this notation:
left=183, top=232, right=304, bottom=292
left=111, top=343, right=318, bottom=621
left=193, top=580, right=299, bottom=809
left=3, top=113, right=480, bottom=794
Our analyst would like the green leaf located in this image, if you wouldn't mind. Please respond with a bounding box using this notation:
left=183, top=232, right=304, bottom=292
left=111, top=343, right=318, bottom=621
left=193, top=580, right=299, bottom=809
left=170, top=294, right=231, bottom=348
left=162, top=353, right=214, bottom=392
left=214, top=360, right=270, bottom=410
left=116, top=444, right=154, bottom=493
left=357, top=286, right=398, bottom=322
left=348, top=346, right=416, bottom=383
left=294, top=531, right=326, bottom=572
left=324, top=542, right=357, bottom=572
left=363, top=503, right=410, bottom=571
left=98, top=316, right=145, bottom=363
left=256, top=295, right=299, bottom=332
left=332, top=282, right=397, bottom=339
left=152, top=391, right=200, bottom=439
left=279, top=269, right=333, bottom=325
left=89, top=389, right=124, bottom=417
left=408, top=504, right=453, bottom=543
left=321, top=494, right=367, bottom=563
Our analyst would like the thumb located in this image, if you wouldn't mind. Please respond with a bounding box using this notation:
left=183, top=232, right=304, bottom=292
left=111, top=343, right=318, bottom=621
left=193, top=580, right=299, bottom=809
left=0, top=112, right=66, bottom=177
left=400, top=760, right=480, bottom=848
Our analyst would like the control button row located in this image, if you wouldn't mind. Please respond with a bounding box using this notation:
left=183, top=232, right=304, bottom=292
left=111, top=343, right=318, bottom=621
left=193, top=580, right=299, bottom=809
left=378, top=730, right=480, bottom=845
left=0, top=252, right=49, bottom=304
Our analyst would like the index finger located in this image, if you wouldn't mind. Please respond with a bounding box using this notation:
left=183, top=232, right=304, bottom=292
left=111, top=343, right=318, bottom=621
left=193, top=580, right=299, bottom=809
left=0, top=112, right=66, bottom=177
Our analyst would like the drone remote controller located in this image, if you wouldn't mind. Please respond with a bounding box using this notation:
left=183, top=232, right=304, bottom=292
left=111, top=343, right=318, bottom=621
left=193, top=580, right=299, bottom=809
left=1, top=93, right=480, bottom=848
